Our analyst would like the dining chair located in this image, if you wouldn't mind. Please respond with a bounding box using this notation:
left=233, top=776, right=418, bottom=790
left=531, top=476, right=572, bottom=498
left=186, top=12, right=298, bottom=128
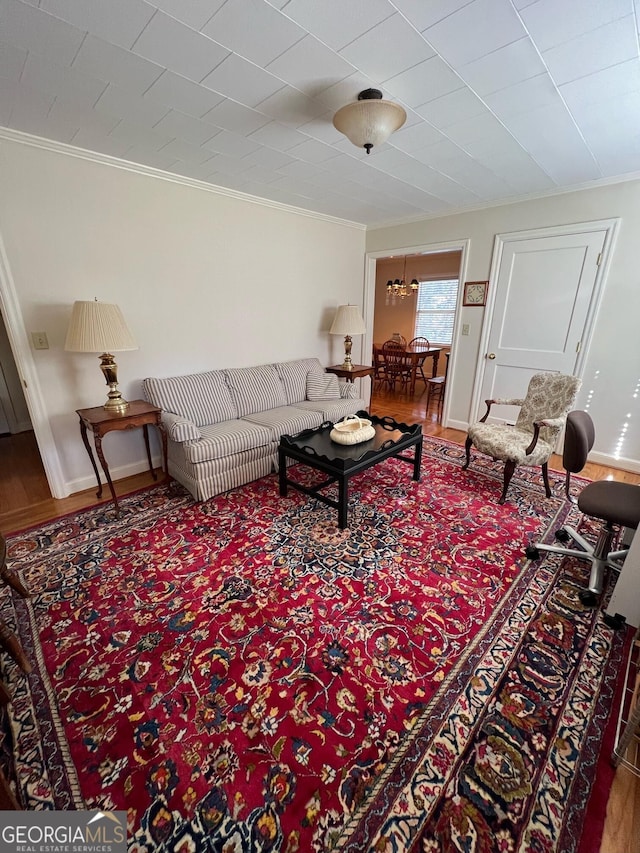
left=408, top=337, right=431, bottom=388
left=425, top=352, right=449, bottom=416
left=381, top=340, right=411, bottom=392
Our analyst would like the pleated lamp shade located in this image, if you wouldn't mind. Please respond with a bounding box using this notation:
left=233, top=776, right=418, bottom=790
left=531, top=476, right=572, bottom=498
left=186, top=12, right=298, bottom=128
left=64, top=300, right=137, bottom=353
left=65, top=299, right=137, bottom=412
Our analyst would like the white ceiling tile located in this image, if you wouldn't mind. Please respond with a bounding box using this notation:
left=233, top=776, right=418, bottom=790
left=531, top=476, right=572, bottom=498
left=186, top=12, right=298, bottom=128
left=246, top=144, right=297, bottom=169
left=147, top=0, right=225, bottom=31
left=255, top=87, right=327, bottom=128
left=560, top=59, right=640, bottom=111
left=415, top=86, right=487, bottom=128
left=144, top=70, right=225, bottom=118
left=485, top=74, right=563, bottom=120
left=94, top=84, right=171, bottom=127
left=390, top=121, right=446, bottom=153
left=0, top=39, right=27, bottom=80
left=281, top=0, right=393, bottom=51
left=443, top=109, right=511, bottom=146
left=40, top=0, right=154, bottom=51
left=384, top=56, right=463, bottom=107
left=48, top=99, right=120, bottom=135
left=543, top=15, right=638, bottom=85
left=3, top=79, right=55, bottom=127
left=236, top=163, right=283, bottom=183
left=247, top=120, right=309, bottom=150
left=265, top=35, right=354, bottom=96
left=519, top=0, right=632, bottom=52
left=72, top=35, right=164, bottom=96
left=314, top=73, right=381, bottom=111
left=296, top=114, right=344, bottom=145
left=339, top=13, right=437, bottom=82
left=132, top=11, right=230, bottom=83
left=153, top=109, right=220, bottom=145
left=276, top=159, right=327, bottom=181
left=202, top=0, right=306, bottom=66
left=201, top=54, right=285, bottom=107
left=285, top=138, right=338, bottom=163
left=391, top=0, right=476, bottom=32
left=201, top=128, right=262, bottom=157
left=156, top=137, right=215, bottom=164
left=107, top=121, right=173, bottom=151
left=2, top=0, right=85, bottom=65
left=424, top=0, right=526, bottom=67
left=202, top=100, right=271, bottom=134
left=458, top=37, right=547, bottom=96
left=504, top=102, right=601, bottom=183
left=21, top=53, right=107, bottom=107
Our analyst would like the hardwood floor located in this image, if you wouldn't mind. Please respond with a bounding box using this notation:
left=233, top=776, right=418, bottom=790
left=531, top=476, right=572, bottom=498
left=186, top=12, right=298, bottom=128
left=0, top=389, right=638, bottom=849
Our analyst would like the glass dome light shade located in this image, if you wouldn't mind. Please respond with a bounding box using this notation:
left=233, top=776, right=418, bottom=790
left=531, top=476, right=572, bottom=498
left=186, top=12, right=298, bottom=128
left=333, top=96, right=406, bottom=154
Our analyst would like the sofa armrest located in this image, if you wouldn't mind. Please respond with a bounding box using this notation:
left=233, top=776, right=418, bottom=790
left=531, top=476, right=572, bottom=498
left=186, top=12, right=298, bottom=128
left=161, top=411, right=201, bottom=442
left=339, top=383, right=358, bottom=399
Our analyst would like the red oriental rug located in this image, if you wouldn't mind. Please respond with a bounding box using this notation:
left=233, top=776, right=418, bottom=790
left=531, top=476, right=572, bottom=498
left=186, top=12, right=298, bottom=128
left=0, top=438, right=629, bottom=852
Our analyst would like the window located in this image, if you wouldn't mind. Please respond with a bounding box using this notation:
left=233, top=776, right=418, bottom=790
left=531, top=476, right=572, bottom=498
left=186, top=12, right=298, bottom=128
left=414, top=279, right=458, bottom=344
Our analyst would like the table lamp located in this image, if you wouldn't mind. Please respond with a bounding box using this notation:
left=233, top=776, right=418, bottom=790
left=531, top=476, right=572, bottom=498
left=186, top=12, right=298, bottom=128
left=329, top=304, right=366, bottom=370
left=64, top=299, right=138, bottom=413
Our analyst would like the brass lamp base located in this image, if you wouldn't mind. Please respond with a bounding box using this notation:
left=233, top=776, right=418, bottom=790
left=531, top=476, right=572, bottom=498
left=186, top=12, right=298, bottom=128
left=341, top=335, right=354, bottom=370
left=99, top=352, right=130, bottom=413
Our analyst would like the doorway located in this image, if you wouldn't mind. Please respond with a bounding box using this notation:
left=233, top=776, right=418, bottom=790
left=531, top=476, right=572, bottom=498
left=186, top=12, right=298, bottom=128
left=470, top=220, right=618, bottom=424
left=364, top=240, right=471, bottom=425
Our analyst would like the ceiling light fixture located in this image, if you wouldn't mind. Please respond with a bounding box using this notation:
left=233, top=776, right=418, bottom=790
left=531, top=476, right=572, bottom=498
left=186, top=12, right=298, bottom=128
left=333, top=88, right=407, bottom=154
left=386, top=257, right=420, bottom=301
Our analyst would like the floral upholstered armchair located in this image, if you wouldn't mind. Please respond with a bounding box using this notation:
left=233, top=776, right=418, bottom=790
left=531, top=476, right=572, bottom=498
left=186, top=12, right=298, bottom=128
left=462, top=372, right=582, bottom=504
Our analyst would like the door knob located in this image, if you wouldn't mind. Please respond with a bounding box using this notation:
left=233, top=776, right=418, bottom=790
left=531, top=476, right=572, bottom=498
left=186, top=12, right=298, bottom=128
left=486, top=352, right=496, bottom=359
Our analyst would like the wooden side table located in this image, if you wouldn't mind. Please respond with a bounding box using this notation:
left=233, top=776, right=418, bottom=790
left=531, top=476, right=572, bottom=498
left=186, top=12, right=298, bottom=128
left=325, top=364, right=374, bottom=383
left=76, top=399, right=168, bottom=517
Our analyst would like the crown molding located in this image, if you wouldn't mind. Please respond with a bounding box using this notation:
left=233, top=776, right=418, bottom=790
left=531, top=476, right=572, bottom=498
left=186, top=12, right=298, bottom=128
left=0, top=126, right=366, bottom=231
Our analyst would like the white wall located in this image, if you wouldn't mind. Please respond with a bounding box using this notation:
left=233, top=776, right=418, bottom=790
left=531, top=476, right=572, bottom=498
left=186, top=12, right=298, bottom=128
left=367, top=180, right=640, bottom=470
left=0, top=138, right=366, bottom=495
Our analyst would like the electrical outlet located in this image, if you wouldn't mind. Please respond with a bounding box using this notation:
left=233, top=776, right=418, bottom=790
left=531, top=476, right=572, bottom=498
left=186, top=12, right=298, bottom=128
left=462, top=323, right=470, bottom=336
left=31, top=331, right=49, bottom=350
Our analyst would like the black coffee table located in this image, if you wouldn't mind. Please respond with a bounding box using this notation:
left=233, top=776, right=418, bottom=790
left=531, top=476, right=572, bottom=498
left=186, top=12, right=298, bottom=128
left=278, top=411, right=423, bottom=528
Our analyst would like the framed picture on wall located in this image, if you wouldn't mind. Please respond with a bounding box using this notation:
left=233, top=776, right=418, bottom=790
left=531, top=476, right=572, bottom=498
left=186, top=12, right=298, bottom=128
left=463, top=280, right=488, bottom=306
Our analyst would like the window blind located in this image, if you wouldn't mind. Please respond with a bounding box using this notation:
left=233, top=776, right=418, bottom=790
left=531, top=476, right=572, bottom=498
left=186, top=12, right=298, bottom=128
left=414, top=279, right=458, bottom=344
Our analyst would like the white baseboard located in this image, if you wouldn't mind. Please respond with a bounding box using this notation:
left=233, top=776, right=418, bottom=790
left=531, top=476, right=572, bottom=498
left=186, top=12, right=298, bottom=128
left=66, top=456, right=164, bottom=497
left=443, top=418, right=468, bottom=434
left=587, top=450, right=640, bottom=475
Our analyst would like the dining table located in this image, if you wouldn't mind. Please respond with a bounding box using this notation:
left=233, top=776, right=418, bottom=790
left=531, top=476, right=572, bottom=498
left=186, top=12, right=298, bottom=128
left=373, top=344, right=442, bottom=395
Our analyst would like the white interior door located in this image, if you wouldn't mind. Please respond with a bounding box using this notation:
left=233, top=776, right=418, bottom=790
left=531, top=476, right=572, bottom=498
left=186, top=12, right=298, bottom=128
left=476, top=224, right=612, bottom=424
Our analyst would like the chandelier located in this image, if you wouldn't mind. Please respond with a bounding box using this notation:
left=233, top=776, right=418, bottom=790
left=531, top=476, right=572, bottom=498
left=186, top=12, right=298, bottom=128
left=333, top=89, right=407, bottom=154
left=386, top=257, right=419, bottom=301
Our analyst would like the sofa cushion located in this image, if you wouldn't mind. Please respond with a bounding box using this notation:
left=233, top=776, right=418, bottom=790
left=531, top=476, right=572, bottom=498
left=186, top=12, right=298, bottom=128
left=182, top=419, right=274, bottom=464
left=275, top=358, right=324, bottom=405
left=242, top=406, right=324, bottom=440
left=224, top=364, right=287, bottom=417
left=293, top=398, right=367, bottom=422
left=143, top=372, right=236, bottom=427
left=306, top=372, right=340, bottom=401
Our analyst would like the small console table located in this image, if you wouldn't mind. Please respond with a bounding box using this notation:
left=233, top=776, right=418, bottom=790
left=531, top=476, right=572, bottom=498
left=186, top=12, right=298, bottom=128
left=76, top=399, right=168, bottom=517
left=325, top=364, right=374, bottom=383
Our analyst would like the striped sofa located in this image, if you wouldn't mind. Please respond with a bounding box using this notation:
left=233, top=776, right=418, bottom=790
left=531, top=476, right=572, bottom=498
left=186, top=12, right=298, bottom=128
left=142, top=358, right=366, bottom=501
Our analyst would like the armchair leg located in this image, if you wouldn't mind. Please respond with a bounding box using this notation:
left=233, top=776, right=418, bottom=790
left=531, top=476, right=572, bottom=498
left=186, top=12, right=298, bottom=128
left=499, top=460, right=516, bottom=504
left=462, top=437, right=472, bottom=470
left=541, top=462, right=552, bottom=498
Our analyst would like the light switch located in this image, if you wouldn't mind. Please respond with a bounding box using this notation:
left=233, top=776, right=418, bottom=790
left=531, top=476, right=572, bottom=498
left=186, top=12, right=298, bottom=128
left=31, top=331, right=49, bottom=349
left=462, top=324, right=470, bottom=336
